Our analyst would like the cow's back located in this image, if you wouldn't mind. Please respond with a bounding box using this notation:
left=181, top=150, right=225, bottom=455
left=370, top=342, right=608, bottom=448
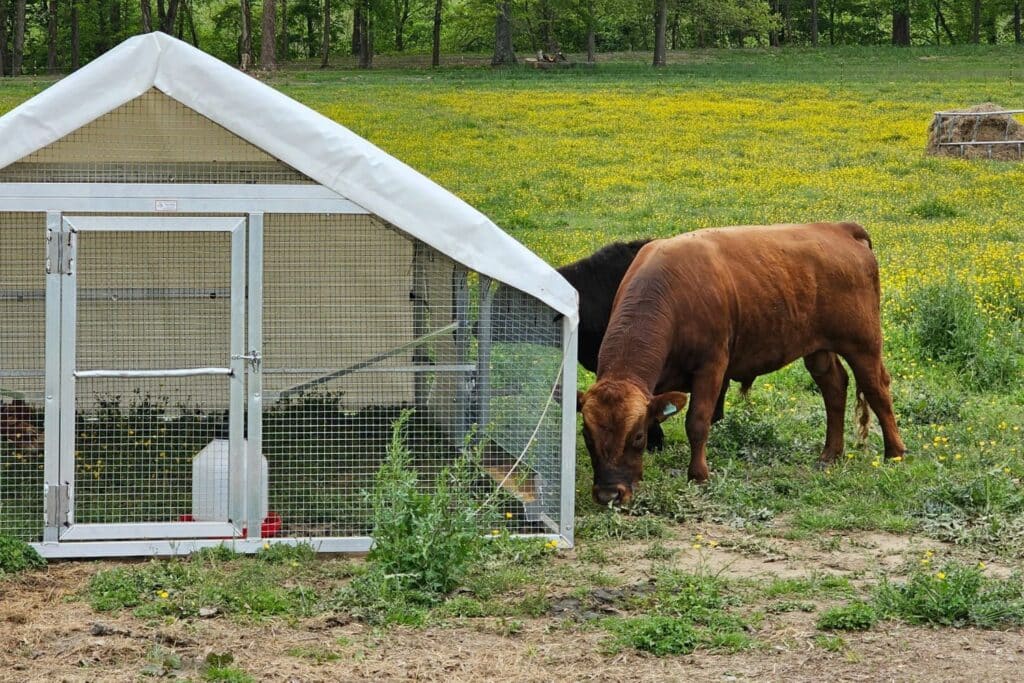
left=600, top=223, right=881, bottom=386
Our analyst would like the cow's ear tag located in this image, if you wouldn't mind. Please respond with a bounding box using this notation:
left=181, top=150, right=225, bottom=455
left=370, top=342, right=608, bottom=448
left=662, top=403, right=678, bottom=417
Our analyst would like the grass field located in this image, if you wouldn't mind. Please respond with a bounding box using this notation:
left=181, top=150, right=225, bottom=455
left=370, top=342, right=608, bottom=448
left=1, top=46, right=1023, bottom=680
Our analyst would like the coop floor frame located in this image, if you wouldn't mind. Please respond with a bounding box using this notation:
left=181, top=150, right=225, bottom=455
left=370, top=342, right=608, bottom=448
left=2, top=184, right=576, bottom=558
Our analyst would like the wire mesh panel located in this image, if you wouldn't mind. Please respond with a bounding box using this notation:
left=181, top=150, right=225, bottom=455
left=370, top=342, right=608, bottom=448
left=72, top=228, right=235, bottom=526
left=0, top=213, right=46, bottom=542
left=0, top=89, right=314, bottom=184
left=262, top=214, right=565, bottom=539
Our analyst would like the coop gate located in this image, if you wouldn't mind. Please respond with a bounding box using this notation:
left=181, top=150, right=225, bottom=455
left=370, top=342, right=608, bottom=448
left=1, top=194, right=575, bottom=558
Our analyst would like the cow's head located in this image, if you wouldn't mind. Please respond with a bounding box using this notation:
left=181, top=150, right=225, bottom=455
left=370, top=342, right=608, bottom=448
left=577, top=380, right=687, bottom=506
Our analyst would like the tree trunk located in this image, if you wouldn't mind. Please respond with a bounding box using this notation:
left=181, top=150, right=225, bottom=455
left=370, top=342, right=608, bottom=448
left=157, top=0, right=165, bottom=28
left=934, top=1, right=954, bottom=43
left=71, top=0, right=80, bottom=70
left=0, top=0, right=7, bottom=77
left=653, top=0, right=667, bottom=67
left=810, top=0, right=818, bottom=45
left=670, top=6, right=679, bottom=49
left=357, top=0, right=372, bottom=68
left=491, top=1, right=515, bottom=65
left=432, top=0, right=442, bottom=67
left=306, top=12, right=315, bottom=57
left=970, top=0, right=980, bottom=43
left=48, top=0, right=58, bottom=72
left=241, top=0, right=254, bottom=70
left=891, top=1, right=910, bottom=46
left=161, top=0, right=181, bottom=33
left=278, top=0, right=288, bottom=59
left=352, top=1, right=360, bottom=54
left=828, top=0, right=834, bottom=44
left=586, top=0, right=595, bottom=62
left=12, top=0, right=24, bottom=75
left=395, top=0, right=409, bottom=51
left=320, top=0, right=330, bottom=68
left=1015, top=1, right=1022, bottom=44
left=141, top=0, right=152, bottom=31
left=262, top=0, right=277, bottom=68
left=769, top=0, right=780, bottom=46
left=185, top=0, right=200, bottom=45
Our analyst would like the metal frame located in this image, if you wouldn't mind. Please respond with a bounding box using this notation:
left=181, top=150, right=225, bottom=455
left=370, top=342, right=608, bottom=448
left=17, top=185, right=577, bottom=557
left=52, top=215, right=247, bottom=542
left=0, top=184, right=368, bottom=214
left=932, top=109, right=1024, bottom=158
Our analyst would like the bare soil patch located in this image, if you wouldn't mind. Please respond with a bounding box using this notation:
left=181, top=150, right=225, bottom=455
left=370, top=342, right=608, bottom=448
left=2, top=531, right=1022, bottom=682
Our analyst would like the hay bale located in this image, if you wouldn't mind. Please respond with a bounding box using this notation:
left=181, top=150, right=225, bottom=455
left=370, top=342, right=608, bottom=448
left=926, top=103, right=1024, bottom=160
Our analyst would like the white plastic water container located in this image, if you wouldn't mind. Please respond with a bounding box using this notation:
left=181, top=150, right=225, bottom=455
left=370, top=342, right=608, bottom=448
left=191, top=438, right=269, bottom=523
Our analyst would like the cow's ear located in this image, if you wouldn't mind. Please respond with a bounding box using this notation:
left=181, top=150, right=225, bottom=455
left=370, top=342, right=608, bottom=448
left=576, top=390, right=586, bottom=413
left=648, top=392, right=687, bottom=423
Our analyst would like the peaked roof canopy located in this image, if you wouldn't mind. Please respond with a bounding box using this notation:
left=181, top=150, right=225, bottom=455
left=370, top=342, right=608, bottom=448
left=0, top=32, right=578, bottom=328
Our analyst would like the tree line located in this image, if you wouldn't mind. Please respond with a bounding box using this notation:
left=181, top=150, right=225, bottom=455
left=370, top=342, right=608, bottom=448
left=0, top=0, right=1020, bottom=75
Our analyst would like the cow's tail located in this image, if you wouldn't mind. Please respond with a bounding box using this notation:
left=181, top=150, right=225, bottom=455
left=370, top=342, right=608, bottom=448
left=855, top=387, right=870, bottom=444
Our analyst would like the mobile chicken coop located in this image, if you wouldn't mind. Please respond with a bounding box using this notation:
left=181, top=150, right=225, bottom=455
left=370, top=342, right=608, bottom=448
left=0, top=33, right=577, bottom=558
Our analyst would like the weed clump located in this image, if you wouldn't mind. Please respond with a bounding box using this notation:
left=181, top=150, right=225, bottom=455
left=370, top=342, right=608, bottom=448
left=906, top=276, right=1021, bottom=389
left=0, top=535, right=45, bottom=576
left=875, top=560, right=1024, bottom=628
left=817, top=601, right=878, bottom=631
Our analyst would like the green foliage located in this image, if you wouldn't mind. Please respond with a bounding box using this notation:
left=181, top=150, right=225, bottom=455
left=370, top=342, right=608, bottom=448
left=605, top=616, right=700, bottom=656
left=814, top=634, right=846, bottom=652
left=86, top=553, right=321, bottom=619
left=365, top=410, right=486, bottom=599
left=576, top=510, right=666, bottom=540
left=605, top=568, right=752, bottom=655
left=0, top=536, right=45, bottom=576
left=909, top=197, right=959, bottom=219
left=332, top=410, right=497, bottom=624
left=875, top=561, right=1024, bottom=628
left=907, top=277, right=1022, bottom=389
left=817, top=601, right=878, bottom=631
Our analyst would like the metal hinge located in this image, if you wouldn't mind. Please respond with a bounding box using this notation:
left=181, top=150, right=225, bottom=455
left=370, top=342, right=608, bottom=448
left=45, top=229, right=75, bottom=275
left=232, top=350, right=262, bottom=372
left=45, top=483, right=70, bottom=526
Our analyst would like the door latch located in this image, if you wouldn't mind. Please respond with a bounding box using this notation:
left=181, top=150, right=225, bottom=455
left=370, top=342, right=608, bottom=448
left=231, top=350, right=262, bottom=372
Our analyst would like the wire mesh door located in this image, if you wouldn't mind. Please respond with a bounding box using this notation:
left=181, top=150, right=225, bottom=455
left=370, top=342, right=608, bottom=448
left=51, top=216, right=248, bottom=542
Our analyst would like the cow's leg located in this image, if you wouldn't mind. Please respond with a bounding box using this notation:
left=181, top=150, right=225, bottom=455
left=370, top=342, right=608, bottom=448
left=646, top=422, right=665, bottom=451
left=839, top=349, right=906, bottom=460
left=803, top=350, right=848, bottom=464
left=685, top=365, right=727, bottom=483
left=711, top=382, right=729, bottom=424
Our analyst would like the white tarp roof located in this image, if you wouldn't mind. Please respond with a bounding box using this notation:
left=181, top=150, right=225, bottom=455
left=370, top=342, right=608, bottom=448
left=0, top=32, right=578, bottom=328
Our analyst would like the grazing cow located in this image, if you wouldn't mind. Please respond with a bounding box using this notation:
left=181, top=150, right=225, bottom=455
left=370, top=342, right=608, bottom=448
left=577, top=222, right=906, bottom=506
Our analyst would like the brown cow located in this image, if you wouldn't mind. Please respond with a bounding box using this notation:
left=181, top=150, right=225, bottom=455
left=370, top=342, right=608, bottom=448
left=578, top=222, right=906, bottom=506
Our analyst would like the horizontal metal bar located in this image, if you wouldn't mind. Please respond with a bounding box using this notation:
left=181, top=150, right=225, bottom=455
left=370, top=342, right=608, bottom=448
left=1, top=287, right=231, bottom=302
left=65, top=216, right=245, bottom=233
left=938, top=140, right=1024, bottom=146
left=60, top=521, right=238, bottom=541
left=31, top=536, right=378, bottom=558
left=0, top=183, right=369, bottom=214
left=263, top=364, right=477, bottom=375
left=29, top=533, right=568, bottom=558
left=0, top=369, right=45, bottom=378
left=934, top=110, right=1024, bottom=116
left=278, top=321, right=460, bottom=399
left=74, top=368, right=231, bottom=378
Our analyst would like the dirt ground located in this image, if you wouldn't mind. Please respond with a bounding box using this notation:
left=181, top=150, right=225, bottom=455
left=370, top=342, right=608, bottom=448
left=3, top=526, right=1023, bottom=682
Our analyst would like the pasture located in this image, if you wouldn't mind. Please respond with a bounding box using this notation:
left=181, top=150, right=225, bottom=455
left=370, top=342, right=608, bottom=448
left=2, top=46, right=1024, bottom=681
